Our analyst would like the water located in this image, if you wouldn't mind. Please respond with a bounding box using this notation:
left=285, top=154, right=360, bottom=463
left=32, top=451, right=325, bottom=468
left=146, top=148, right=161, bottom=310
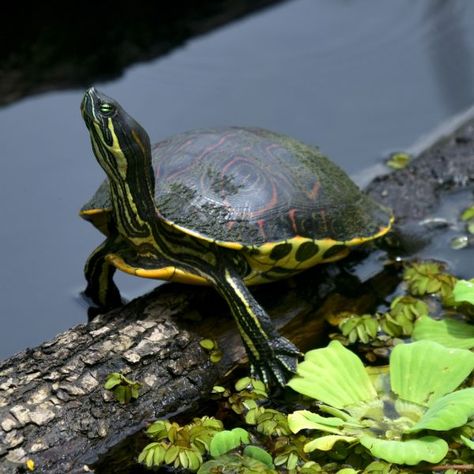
left=1, top=0, right=474, bottom=359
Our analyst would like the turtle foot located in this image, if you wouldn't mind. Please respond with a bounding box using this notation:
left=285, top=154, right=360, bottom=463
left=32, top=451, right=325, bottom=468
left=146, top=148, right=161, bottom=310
left=251, top=336, right=301, bottom=388
left=84, top=282, right=123, bottom=310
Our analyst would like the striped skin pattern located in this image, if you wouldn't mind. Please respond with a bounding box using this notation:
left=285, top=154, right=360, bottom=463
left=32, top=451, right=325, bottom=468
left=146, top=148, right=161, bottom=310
left=80, top=88, right=393, bottom=386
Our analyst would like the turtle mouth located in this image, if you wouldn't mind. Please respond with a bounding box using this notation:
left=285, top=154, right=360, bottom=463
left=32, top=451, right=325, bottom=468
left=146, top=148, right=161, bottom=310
left=81, top=88, right=97, bottom=125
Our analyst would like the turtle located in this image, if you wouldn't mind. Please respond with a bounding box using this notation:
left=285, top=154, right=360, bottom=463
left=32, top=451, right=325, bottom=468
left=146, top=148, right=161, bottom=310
left=80, top=87, right=393, bottom=386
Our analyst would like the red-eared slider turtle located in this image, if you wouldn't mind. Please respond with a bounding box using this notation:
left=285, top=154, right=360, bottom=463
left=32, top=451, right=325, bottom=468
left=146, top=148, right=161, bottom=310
left=80, top=88, right=393, bottom=386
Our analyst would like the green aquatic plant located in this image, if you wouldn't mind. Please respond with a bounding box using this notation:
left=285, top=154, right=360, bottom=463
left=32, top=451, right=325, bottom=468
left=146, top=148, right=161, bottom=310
left=335, top=296, right=428, bottom=346
left=412, top=316, right=474, bottom=349
left=287, top=340, right=474, bottom=465
left=226, top=377, right=268, bottom=416
left=403, top=261, right=456, bottom=301
left=386, top=152, right=411, bottom=170
left=138, top=417, right=223, bottom=471
left=453, top=279, right=474, bottom=305
left=199, top=338, right=223, bottom=363
left=103, top=372, right=140, bottom=404
left=198, top=452, right=276, bottom=474
left=338, top=314, right=378, bottom=344
left=209, top=427, right=251, bottom=458
left=461, top=204, right=474, bottom=235
left=200, top=428, right=276, bottom=473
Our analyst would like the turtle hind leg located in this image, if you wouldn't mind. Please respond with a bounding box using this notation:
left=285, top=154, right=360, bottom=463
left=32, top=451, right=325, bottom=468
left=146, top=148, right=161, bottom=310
left=84, top=235, right=126, bottom=309
left=211, top=264, right=301, bottom=387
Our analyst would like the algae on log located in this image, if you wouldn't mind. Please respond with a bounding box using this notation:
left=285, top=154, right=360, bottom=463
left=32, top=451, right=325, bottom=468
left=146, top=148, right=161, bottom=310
left=1, top=118, right=474, bottom=473
left=367, top=118, right=474, bottom=223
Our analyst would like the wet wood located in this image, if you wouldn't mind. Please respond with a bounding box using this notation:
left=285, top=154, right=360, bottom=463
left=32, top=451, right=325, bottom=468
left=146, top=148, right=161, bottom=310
left=1, top=118, right=473, bottom=472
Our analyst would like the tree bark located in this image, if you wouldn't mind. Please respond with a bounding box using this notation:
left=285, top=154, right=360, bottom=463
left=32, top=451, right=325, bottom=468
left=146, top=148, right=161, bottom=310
left=1, top=118, right=473, bottom=473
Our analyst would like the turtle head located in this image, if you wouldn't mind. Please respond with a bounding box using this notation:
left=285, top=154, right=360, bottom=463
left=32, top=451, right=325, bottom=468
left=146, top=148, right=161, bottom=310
left=81, top=87, right=152, bottom=182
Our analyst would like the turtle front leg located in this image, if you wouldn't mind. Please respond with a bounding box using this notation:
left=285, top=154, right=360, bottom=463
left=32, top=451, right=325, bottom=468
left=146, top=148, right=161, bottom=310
left=84, top=235, right=124, bottom=309
left=211, top=264, right=301, bottom=387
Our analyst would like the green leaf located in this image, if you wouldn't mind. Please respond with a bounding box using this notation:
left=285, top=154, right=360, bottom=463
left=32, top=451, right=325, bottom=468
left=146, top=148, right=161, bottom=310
left=451, top=236, right=469, bottom=250
left=186, top=449, right=203, bottom=471
left=359, top=435, right=448, bottom=465
left=113, top=385, right=128, bottom=404
left=153, top=445, right=166, bottom=466
left=288, top=410, right=346, bottom=435
left=287, top=340, right=377, bottom=408
left=146, top=420, right=170, bottom=438
left=164, top=445, right=180, bottom=464
left=304, top=434, right=358, bottom=452
left=200, top=338, right=216, bottom=350
left=103, top=372, right=122, bottom=389
left=412, top=316, right=474, bottom=349
left=390, top=340, right=474, bottom=406
left=408, top=388, right=474, bottom=432
left=235, top=376, right=253, bottom=391
left=386, top=152, right=411, bottom=170
left=210, top=350, right=223, bottom=363
left=138, top=442, right=163, bottom=467
left=243, top=446, right=274, bottom=468
left=198, top=454, right=277, bottom=474
left=461, top=205, right=474, bottom=221
left=209, top=428, right=250, bottom=458
left=453, top=279, right=474, bottom=305
left=460, top=435, right=474, bottom=450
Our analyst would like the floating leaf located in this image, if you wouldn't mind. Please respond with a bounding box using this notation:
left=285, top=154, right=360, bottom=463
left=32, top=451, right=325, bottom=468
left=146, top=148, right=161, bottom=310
left=304, top=434, right=358, bottom=452
left=390, top=295, right=428, bottom=322
left=210, top=350, right=223, bottom=363
left=288, top=410, right=346, bottom=435
left=451, top=235, right=469, bottom=250
left=140, top=417, right=222, bottom=469
left=460, top=435, right=474, bottom=450
left=138, top=442, right=165, bottom=468
left=461, top=205, right=474, bottom=221
left=403, top=262, right=455, bottom=299
left=235, top=377, right=268, bottom=397
left=243, top=445, right=274, bottom=468
left=247, top=407, right=291, bottom=436
left=287, top=340, right=377, bottom=408
left=453, top=279, right=474, bottom=305
left=339, top=314, right=378, bottom=343
left=198, top=454, right=277, bottom=473
left=209, top=428, right=250, bottom=458
left=412, top=316, right=474, bottom=349
left=359, top=435, right=448, bottom=465
left=408, top=388, right=474, bottom=432
left=212, top=385, right=226, bottom=394
left=200, top=338, right=216, bottom=350
left=386, top=152, right=411, bottom=170
left=390, top=340, right=474, bottom=406
left=298, top=461, right=326, bottom=473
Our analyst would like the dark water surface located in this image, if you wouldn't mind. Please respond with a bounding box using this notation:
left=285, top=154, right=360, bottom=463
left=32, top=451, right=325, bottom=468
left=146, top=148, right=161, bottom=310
left=1, top=0, right=474, bottom=359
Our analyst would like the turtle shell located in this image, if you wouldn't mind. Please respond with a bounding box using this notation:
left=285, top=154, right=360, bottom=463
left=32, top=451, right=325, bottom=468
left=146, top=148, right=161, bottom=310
left=82, top=127, right=391, bottom=247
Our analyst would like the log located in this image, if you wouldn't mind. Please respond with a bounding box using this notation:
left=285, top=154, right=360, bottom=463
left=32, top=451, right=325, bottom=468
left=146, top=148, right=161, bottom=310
left=1, top=116, right=473, bottom=473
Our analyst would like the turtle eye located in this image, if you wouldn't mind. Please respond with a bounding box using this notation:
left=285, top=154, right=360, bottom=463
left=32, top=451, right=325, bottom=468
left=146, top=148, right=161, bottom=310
left=99, top=102, right=116, bottom=116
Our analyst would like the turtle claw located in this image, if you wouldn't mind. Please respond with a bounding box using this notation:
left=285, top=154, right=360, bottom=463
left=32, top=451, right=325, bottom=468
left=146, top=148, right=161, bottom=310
left=250, top=336, right=301, bottom=388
